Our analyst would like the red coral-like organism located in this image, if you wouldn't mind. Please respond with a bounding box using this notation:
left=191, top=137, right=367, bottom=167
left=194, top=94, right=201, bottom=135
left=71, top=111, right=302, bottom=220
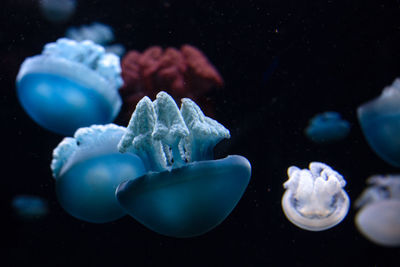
left=118, top=45, right=223, bottom=121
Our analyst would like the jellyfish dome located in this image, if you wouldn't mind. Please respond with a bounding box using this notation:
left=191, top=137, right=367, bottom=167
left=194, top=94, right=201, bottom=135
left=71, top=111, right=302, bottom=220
left=281, top=162, right=349, bottom=231
left=355, top=175, right=400, bottom=247
left=305, top=111, right=350, bottom=143
left=12, top=195, right=48, bottom=220
left=51, top=124, right=146, bottom=223
left=115, top=92, right=251, bottom=238
left=39, top=0, right=77, bottom=23
left=16, top=38, right=123, bottom=135
left=358, top=79, right=400, bottom=167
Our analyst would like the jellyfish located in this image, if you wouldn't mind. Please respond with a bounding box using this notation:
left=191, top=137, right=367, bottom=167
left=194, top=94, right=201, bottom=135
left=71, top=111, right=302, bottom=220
left=305, top=111, right=350, bottom=144
left=16, top=38, right=123, bottom=135
left=355, top=175, right=400, bottom=246
left=281, top=162, right=350, bottom=231
left=65, top=22, right=125, bottom=56
left=51, top=124, right=146, bottom=223
left=12, top=195, right=48, bottom=220
left=358, top=79, right=400, bottom=167
left=115, top=92, right=251, bottom=237
left=39, top=0, right=77, bottom=23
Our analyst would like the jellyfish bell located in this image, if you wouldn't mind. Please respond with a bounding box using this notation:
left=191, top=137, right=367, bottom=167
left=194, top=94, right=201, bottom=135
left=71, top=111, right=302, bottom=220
left=51, top=124, right=146, bottom=223
left=12, top=195, right=48, bottom=220
left=355, top=175, right=400, bottom=247
left=305, top=111, right=350, bottom=144
left=358, top=79, right=400, bottom=167
left=281, top=162, right=350, bottom=231
left=16, top=38, right=123, bottom=135
left=115, top=92, right=251, bottom=238
left=39, top=0, right=77, bottom=23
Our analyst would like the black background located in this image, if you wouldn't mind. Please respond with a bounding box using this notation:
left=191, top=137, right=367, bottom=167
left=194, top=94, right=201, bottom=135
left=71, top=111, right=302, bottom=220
left=2, top=0, right=400, bottom=266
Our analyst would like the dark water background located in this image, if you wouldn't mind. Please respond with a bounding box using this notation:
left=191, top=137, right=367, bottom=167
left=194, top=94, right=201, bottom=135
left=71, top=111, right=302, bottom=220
left=1, top=0, right=400, bottom=266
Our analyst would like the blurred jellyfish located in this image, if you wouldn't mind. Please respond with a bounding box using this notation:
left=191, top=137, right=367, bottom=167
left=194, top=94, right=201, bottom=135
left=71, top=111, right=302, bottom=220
left=305, top=111, right=350, bottom=144
left=39, top=0, right=76, bottom=23
left=65, top=22, right=125, bottom=56
left=355, top=175, right=400, bottom=246
left=119, top=45, right=224, bottom=121
left=358, top=79, right=400, bottom=167
left=12, top=195, right=48, bottom=220
left=51, top=124, right=146, bottom=223
left=115, top=92, right=251, bottom=237
left=281, top=162, right=350, bottom=231
left=16, top=38, right=123, bottom=135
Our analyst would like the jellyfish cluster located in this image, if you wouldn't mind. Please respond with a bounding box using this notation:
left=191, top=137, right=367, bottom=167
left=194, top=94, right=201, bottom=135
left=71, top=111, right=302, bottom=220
left=51, top=92, right=251, bottom=237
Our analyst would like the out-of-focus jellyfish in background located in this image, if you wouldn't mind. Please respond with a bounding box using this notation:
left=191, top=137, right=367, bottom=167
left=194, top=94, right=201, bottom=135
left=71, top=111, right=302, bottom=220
left=281, top=162, right=350, bottom=231
left=116, top=92, right=251, bottom=237
left=358, top=79, right=400, bottom=167
left=12, top=195, right=48, bottom=220
left=305, top=111, right=350, bottom=144
left=51, top=124, right=146, bottom=223
left=66, top=22, right=125, bottom=56
left=38, top=0, right=77, bottom=23
left=119, top=45, right=224, bottom=121
left=355, top=175, right=400, bottom=247
left=16, top=38, right=123, bottom=135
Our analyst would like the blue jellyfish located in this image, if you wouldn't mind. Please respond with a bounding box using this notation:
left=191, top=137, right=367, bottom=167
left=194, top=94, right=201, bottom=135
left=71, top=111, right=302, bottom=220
left=115, top=92, right=252, bottom=237
left=39, top=0, right=77, bottom=23
left=16, top=38, right=123, bottom=135
left=12, top=195, right=48, bottom=220
left=281, top=162, right=349, bottom=231
left=355, top=175, right=400, bottom=247
left=358, top=79, right=400, bottom=167
left=305, top=111, right=350, bottom=143
left=65, top=22, right=125, bottom=56
left=51, top=124, right=146, bottom=223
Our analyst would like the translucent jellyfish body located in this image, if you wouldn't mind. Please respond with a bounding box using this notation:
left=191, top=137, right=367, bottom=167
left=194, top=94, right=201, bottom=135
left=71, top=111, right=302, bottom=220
left=39, top=0, right=77, bottom=23
left=355, top=175, right=400, bottom=246
left=358, top=79, right=400, bottom=167
left=66, top=22, right=125, bottom=56
left=16, top=38, right=123, bottom=135
left=51, top=124, right=146, bottom=223
left=281, top=162, right=349, bottom=231
left=116, top=92, right=251, bottom=237
left=12, top=195, right=48, bottom=220
left=305, top=111, right=350, bottom=143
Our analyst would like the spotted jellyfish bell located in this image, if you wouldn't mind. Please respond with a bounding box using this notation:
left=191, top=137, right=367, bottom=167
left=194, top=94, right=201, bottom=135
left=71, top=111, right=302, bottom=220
left=51, top=124, right=146, bottom=223
left=116, top=92, right=252, bottom=238
left=281, top=162, right=350, bottom=231
left=16, top=38, right=123, bottom=135
left=355, top=175, right=400, bottom=247
left=358, top=79, right=400, bottom=167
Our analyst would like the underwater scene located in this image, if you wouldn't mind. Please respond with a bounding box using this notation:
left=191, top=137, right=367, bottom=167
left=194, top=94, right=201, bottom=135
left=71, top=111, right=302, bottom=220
left=2, top=0, right=400, bottom=266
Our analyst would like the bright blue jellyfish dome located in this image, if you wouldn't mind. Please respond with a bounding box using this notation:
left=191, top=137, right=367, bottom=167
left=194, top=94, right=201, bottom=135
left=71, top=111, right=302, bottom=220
left=51, top=124, right=146, bottom=223
left=358, top=79, right=400, bottom=167
left=355, top=175, right=400, bottom=247
left=116, top=92, right=252, bottom=238
left=281, top=162, right=349, bottom=231
left=305, top=111, right=350, bottom=143
left=16, top=38, right=123, bottom=135
left=12, top=195, right=48, bottom=220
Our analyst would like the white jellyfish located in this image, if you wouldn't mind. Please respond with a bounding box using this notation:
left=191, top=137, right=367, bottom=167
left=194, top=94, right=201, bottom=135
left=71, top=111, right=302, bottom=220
left=355, top=175, right=400, bottom=247
left=281, top=162, right=350, bottom=231
left=39, top=0, right=77, bottom=23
